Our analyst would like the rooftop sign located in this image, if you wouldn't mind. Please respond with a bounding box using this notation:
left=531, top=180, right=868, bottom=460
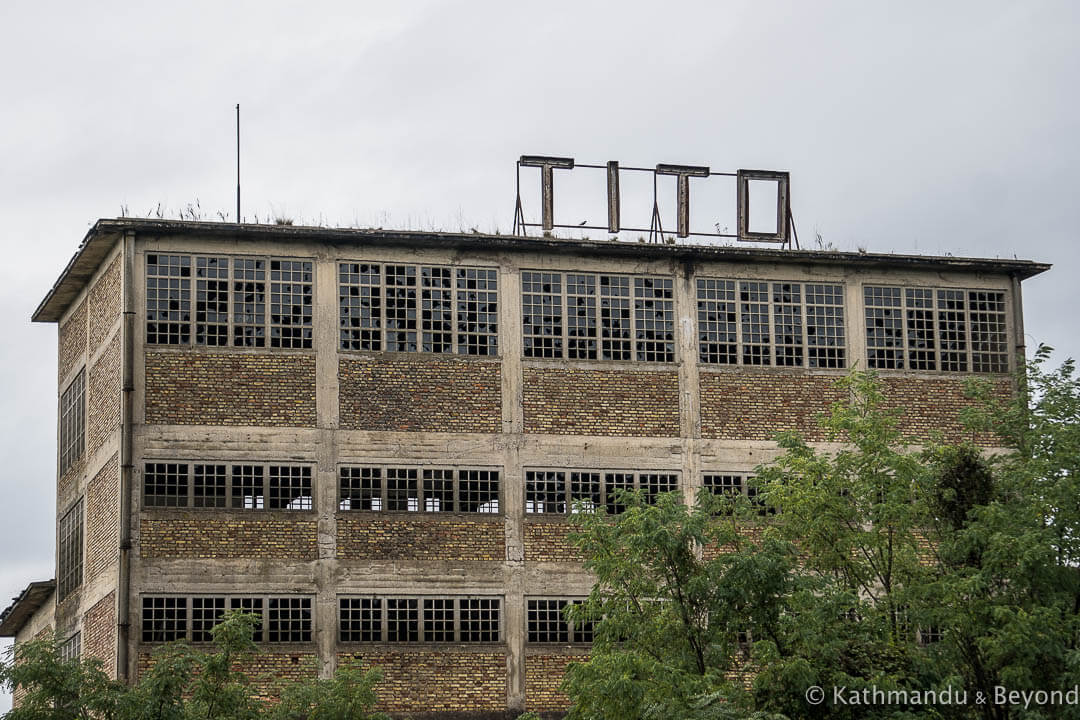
left=512, top=155, right=795, bottom=247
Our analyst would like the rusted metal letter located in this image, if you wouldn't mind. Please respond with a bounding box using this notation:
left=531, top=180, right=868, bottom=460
left=606, top=161, right=620, bottom=233
left=656, top=164, right=709, bottom=238
left=520, top=155, right=574, bottom=232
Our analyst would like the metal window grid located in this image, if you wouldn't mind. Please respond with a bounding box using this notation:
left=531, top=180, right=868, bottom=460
left=59, top=369, right=85, bottom=476
left=58, top=499, right=83, bottom=600
left=864, top=286, right=1008, bottom=373
left=524, top=469, right=679, bottom=515
left=339, top=262, right=499, bottom=356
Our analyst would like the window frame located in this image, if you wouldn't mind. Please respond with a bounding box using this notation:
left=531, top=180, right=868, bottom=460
left=524, top=468, right=680, bottom=516
left=58, top=498, right=84, bottom=601
left=696, top=278, right=847, bottom=369
left=140, top=594, right=313, bottom=644
left=141, top=461, right=315, bottom=511
left=862, top=284, right=1011, bottom=374
left=337, top=595, right=503, bottom=645
left=338, top=260, right=500, bottom=357
left=59, top=368, right=86, bottom=477
left=337, top=465, right=502, bottom=515
left=526, top=597, right=593, bottom=645
left=145, top=252, right=315, bottom=349
left=521, top=270, right=676, bottom=363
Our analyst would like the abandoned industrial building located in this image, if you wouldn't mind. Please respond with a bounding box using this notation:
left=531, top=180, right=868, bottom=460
left=0, top=196, right=1050, bottom=713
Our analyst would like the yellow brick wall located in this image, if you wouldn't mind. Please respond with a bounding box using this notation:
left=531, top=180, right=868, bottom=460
left=525, top=653, right=586, bottom=712
left=523, top=368, right=680, bottom=437
left=88, top=253, right=121, bottom=354
left=59, top=299, right=86, bottom=383
left=881, top=376, right=1011, bottom=446
left=337, top=516, right=504, bottom=561
left=339, top=356, right=501, bottom=433
left=145, top=352, right=316, bottom=427
left=83, top=591, right=116, bottom=678
left=85, top=455, right=119, bottom=580
left=342, top=650, right=507, bottom=712
left=524, top=520, right=583, bottom=563
left=139, top=513, right=318, bottom=559
left=87, top=334, right=121, bottom=456
left=700, top=371, right=846, bottom=441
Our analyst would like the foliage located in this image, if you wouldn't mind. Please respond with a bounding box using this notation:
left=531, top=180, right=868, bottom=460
left=2, top=612, right=384, bottom=720
left=270, top=660, right=386, bottom=720
left=564, top=358, right=1080, bottom=720
left=0, top=633, right=122, bottom=720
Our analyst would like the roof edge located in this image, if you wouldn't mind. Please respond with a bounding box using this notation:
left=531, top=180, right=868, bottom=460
left=33, top=218, right=1053, bottom=323
left=0, top=580, right=55, bottom=637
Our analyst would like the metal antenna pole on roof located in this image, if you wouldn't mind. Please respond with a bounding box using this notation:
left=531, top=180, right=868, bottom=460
left=236, top=104, right=241, bottom=224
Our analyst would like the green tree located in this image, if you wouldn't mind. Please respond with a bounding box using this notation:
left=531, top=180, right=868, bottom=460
left=270, top=659, right=386, bottom=720
left=562, top=490, right=797, bottom=720
left=0, top=632, right=123, bottom=720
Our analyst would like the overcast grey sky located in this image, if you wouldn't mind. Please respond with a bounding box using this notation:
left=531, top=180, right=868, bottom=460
left=1, top=0, right=1077, bottom=709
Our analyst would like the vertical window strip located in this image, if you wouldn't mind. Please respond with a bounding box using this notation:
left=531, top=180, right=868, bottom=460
left=339, top=263, right=382, bottom=350
left=771, top=283, right=803, bottom=366
left=697, top=279, right=738, bottom=364
left=968, top=291, right=1008, bottom=372
left=600, top=275, right=632, bottom=360
left=905, top=288, right=936, bottom=370
left=269, top=260, right=313, bottom=349
left=195, top=257, right=230, bottom=346
left=456, top=268, right=499, bottom=355
left=146, top=254, right=191, bottom=344
left=805, top=284, right=845, bottom=368
left=566, top=274, right=597, bottom=359
left=59, top=369, right=85, bottom=476
left=864, top=286, right=904, bottom=369
left=422, top=266, right=454, bottom=353
left=634, top=277, right=675, bottom=362
left=232, top=258, right=266, bottom=347
left=739, top=281, right=772, bottom=365
left=58, top=499, right=84, bottom=600
left=522, top=272, right=563, bottom=358
left=937, top=289, right=968, bottom=372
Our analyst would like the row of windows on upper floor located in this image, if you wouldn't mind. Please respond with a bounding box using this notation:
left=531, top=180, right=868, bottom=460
left=141, top=595, right=593, bottom=645
left=140, top=462, right=772, bottom=516
left=142, top=254, right=1012, bottom=373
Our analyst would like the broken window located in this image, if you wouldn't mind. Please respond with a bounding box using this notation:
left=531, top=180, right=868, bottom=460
left=58, top=499, right=83, bottom=601
left=142, top=595, right=295, bottom=644
left=141, top=597, right=186, bottom=642
left=268, top=597, right=312, bottom=643
left=191, top=597, right=226, bottom=642
left=864, top=287, right=1008, bottom=373
left=703, top=473, right=746, bottom=514
left=59, top=369, right=85, bottom=476
left=524, top=470, right=679, bottom=515
left=387, top=598, right=419, bottom=642
left=339, top=262, right=498, bottom=355
left=230, top=597, right=264, bottom=641
left=146, top=254, right=191, bottom=344
left=523, top=271, right=673, bottom=362
left=339, top=466, right=501, bottom=514
left=339, top=596, right=502, bottom=644
left=268, top=466, right=313, bottom=510
left=339, top=598, right=382, bottom=642
left=527, top=598, right=591, bottom=644
left=146, top=254, right=312, bottom=348
left=698, top=279, right=845, bottom=368
left=141, top=462, right=313, bottom=510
